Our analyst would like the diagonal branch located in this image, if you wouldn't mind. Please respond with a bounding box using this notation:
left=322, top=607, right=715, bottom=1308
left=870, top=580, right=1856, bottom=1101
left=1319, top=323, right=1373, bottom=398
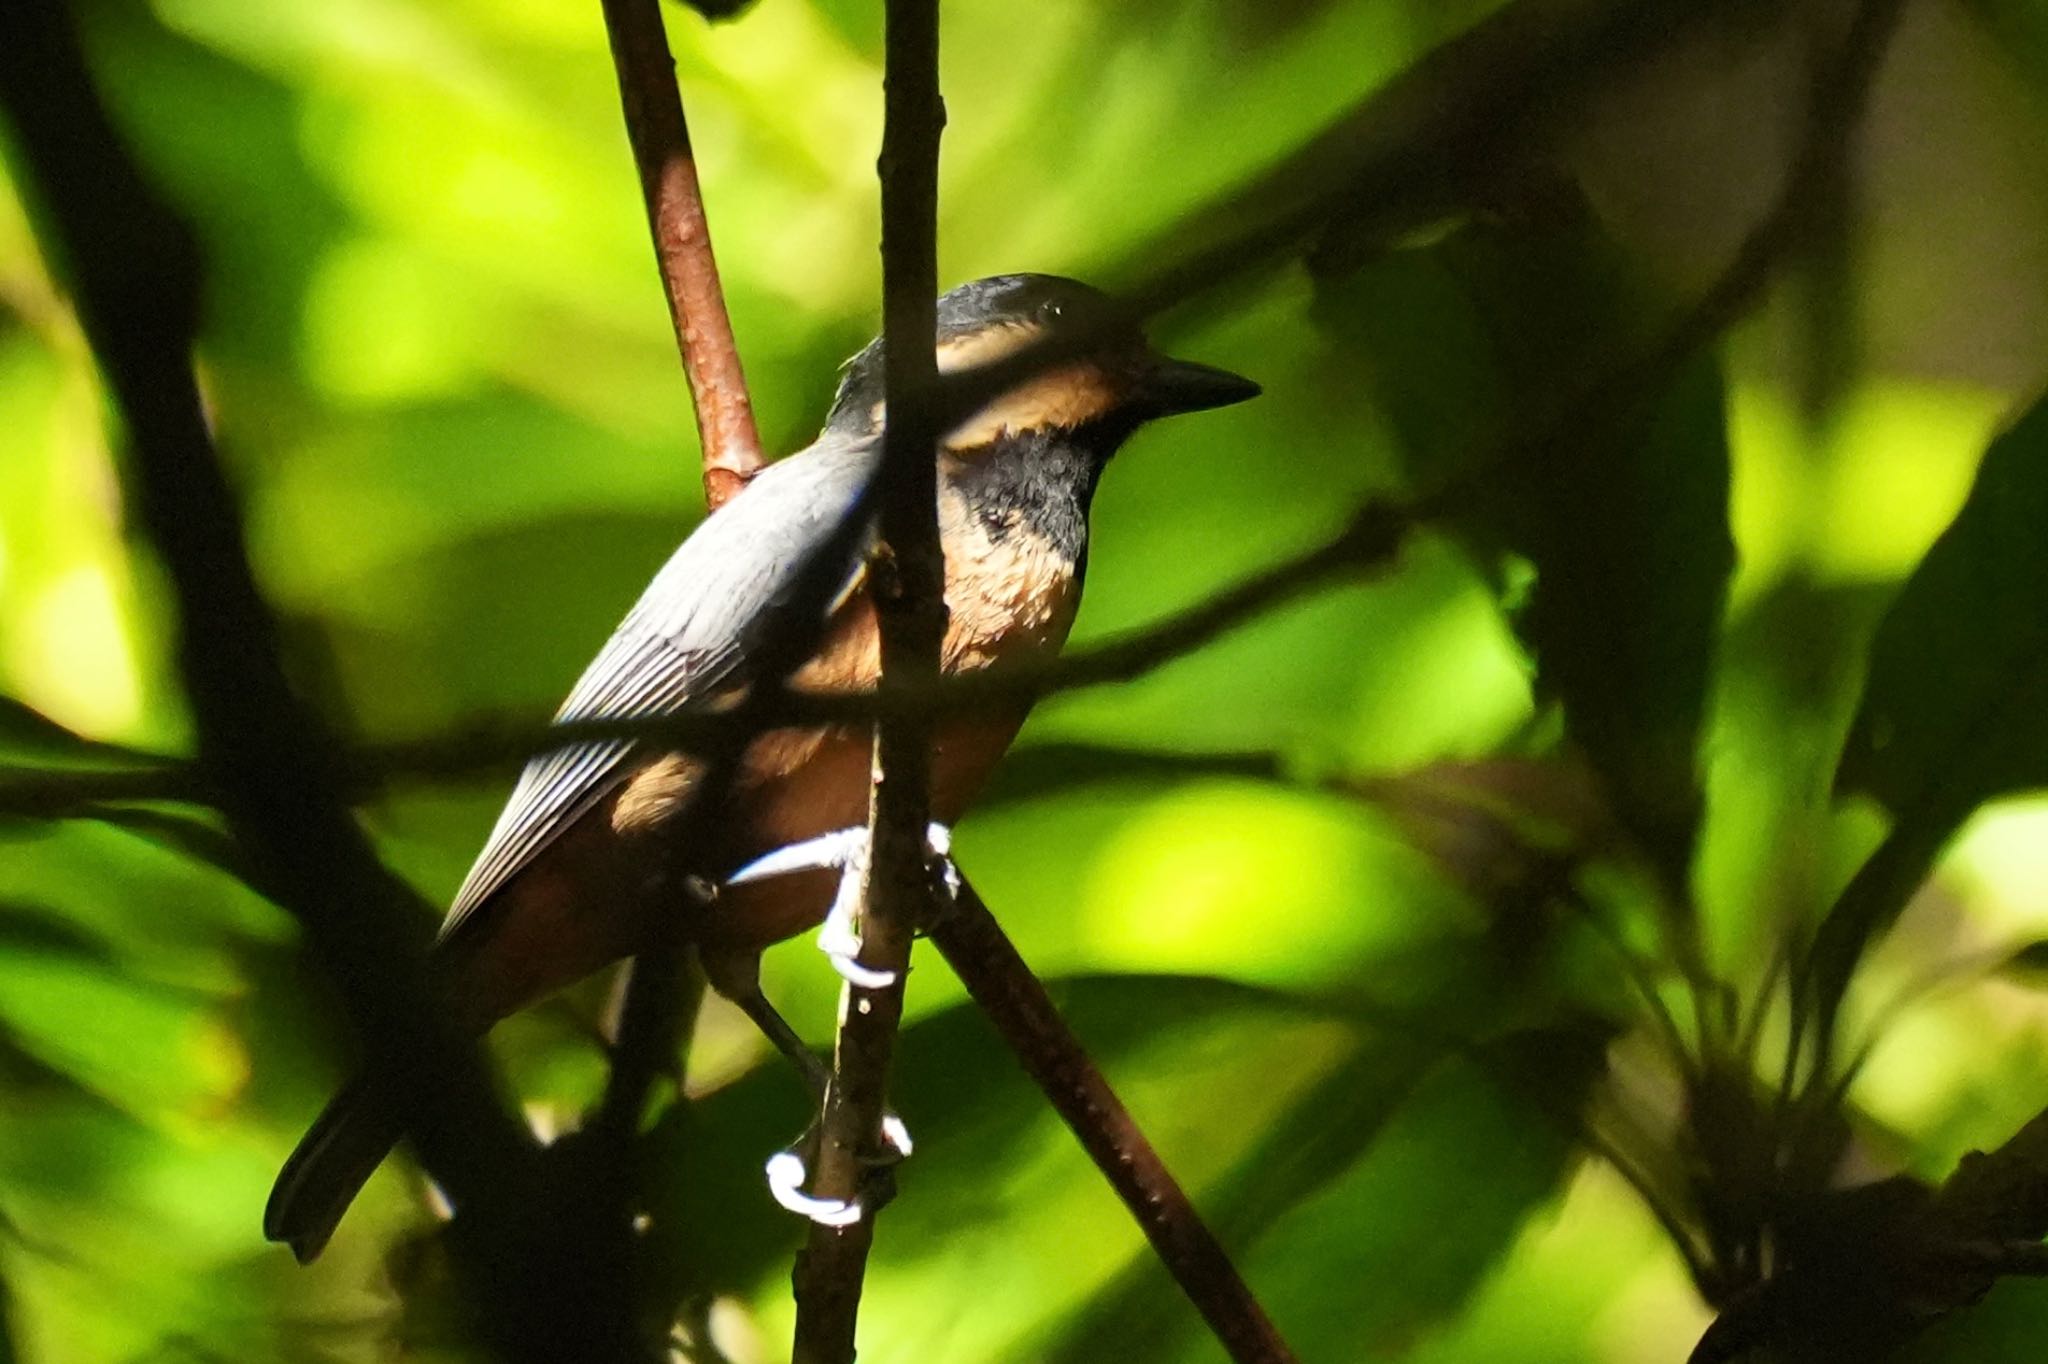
left=2, top=62, right=1885, bottom=836
left=600, top=0, right=764, bottom=509
left=928, top=875, right=1298, bottom=1364
left=0, top=498, right=1407, bottom=820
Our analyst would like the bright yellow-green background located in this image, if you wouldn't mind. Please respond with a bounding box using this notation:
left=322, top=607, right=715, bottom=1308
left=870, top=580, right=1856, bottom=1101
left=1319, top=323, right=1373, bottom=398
left=5, top=1, right=2048, bottom=1360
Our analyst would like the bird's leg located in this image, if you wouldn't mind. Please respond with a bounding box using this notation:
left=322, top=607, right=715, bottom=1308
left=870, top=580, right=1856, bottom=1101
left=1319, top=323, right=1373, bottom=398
left=698, top=946, right=912, bottom=1227
left=725, top=822, right=956, bottom=989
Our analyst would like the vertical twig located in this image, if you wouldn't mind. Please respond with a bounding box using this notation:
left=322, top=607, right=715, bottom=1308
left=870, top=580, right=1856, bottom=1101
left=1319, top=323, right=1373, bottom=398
left=600, top=0, right=765, bottom=508
left=789, top=0, right=945, bottom=1357
left=928, top=878, right=1298, bottom=1364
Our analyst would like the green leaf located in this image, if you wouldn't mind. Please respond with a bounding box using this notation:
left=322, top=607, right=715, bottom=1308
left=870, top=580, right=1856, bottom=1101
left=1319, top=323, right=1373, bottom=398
left=0, top=697, right=94, bottom=755
left=76, top=806, right=270, bottom=902
left=1954, top=0, right=2048, bottom=111
left=1902, top=1279, right=2048, bottom=1364
left=0, top=1266, right=16, bottom=1364
left=0, top=937, right=241, bottom=1122
left=1041, top=1033, right=1444, bottom=1364
left=1455, top=219, right=1731, bottom=892
left=1047, top=1023, right=1609, bottom=1363
left=1813, top=391, right=2048, bottom=1037
left=1320, top=197, right=1734, bottom=889
left=0, top=696, right=157, bottom=766
left=1243, top=1030, right=1603, bottom=1363
left=1840, top=390, right=2048, bottom=819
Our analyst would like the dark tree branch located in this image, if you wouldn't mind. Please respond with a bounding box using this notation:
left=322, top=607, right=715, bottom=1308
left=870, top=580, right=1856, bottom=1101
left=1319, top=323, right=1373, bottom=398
left=0, top=26, right=1884, bottom=837
left=0, top=497, right=1413, bottom=822
left=789, top=0, right=945, bottom=1357
left=0, top=6, right=646, bottom=1361
left=0, top=762, right=211, bottom=817
left=974, top=743, right=1293, bottom=806
left=928, top=875, right=1298, bottom=1364
left=600, top=0, right=764, bottom=509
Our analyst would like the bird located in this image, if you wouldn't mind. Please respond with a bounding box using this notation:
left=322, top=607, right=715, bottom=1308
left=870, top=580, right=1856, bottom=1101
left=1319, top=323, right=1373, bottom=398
left=264, top=272, right=1260, bottom=1262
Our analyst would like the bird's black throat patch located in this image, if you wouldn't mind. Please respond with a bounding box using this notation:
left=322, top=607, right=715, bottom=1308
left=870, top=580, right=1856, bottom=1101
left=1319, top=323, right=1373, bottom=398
left=947, top=427, right=1121, bottom=563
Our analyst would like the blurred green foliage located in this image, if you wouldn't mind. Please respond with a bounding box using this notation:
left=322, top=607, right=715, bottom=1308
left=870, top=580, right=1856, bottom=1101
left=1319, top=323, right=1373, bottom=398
left=6, top=0, right=2048, bottom=1361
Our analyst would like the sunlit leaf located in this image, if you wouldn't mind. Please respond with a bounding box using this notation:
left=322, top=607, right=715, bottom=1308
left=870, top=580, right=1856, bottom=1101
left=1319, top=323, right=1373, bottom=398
left=76, top=805, right=270, bottom=903
left=1242, top=1030, right=1603, bottom=1362
left=0, top=942, right=244, bottom=1122
left=1049, top=1024, right=1608, bottom=1363
left=1840, top=389, right=2048, bottom=820
left=0, top=696, right=151, bottom=764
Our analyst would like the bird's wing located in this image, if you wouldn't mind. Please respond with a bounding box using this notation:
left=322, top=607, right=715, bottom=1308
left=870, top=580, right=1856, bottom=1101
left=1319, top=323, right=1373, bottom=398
left=437, top=431, right=882, bottom=940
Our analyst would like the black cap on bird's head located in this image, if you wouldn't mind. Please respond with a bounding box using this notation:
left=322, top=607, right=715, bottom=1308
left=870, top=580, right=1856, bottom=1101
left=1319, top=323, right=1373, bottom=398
left=826, top=273, right=1259, bottom=452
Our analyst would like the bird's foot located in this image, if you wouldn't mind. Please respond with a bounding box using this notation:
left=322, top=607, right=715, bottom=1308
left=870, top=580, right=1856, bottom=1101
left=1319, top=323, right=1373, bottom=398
left=764, top=1113, right=914, bottom=1226
left=727, top=822, right=955, bottom=989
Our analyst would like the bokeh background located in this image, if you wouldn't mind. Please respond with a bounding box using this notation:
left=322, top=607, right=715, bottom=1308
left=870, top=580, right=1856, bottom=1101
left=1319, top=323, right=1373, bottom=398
left=5, top=0, right=2048, bottom=1360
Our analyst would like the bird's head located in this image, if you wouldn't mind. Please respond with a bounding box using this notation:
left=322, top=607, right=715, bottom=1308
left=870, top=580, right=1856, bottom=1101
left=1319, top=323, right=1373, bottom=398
left=825, top=273, right=1259, bottom=457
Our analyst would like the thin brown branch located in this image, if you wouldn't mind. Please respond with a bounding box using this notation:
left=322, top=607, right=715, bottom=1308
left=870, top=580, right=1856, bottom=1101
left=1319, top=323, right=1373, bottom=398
left=0, top=496, right=1407, bottom=820
left=600, top=0, right=764, bottom=508
left=21, top=494, right=1386, bottom=820
left=928, top=875, right=1297, bottom=1364
left=0, top=6, right=645, bottom=1360
left=790, top=0, right=945, bottom=1357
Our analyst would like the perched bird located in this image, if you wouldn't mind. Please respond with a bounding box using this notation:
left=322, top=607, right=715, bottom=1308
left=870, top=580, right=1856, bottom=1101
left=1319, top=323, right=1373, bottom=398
left=265, top=273, right=1259, bottom=1262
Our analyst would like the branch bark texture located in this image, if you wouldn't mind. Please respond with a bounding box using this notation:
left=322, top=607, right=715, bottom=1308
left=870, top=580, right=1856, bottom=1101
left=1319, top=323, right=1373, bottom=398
left=929, top=877, right=1298, bottom=1364
left=600, top=0, right=764, bottom=508
left=790, top=0, right=945, bottom=1357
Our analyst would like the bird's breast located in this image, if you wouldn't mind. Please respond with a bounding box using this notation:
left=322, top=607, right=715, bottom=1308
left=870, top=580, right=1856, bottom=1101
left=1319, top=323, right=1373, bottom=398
left=443, top=489, right=1091, bottom=1006
left=696, top=501, right=1085, bottom=951
left=936, top=491, right=1084, bottom=667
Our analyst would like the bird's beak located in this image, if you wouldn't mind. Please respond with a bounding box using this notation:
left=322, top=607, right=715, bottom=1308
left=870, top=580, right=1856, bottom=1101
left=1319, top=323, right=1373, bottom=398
left=1140, top=355, right=1262, bottom=415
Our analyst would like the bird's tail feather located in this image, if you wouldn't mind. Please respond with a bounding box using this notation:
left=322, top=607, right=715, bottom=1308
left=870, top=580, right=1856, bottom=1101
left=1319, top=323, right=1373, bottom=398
left=264, top=1076, right=403, bottom=1264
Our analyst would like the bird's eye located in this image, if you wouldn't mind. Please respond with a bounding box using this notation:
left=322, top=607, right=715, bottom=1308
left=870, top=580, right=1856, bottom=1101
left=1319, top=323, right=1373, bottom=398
left=1039, top=300, right=1063, bottom=322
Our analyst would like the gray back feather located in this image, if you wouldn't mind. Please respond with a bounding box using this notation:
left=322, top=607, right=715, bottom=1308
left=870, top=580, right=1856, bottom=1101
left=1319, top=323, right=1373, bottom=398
left=438, top=430, right=882, bottom=940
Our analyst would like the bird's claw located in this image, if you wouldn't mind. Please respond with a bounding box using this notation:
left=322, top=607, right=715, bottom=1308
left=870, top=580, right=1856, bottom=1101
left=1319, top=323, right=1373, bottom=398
left=729, top=827, right=936, bottom=1221
left=726, top=827, right=867, bottom=886
left=765, top=1150, right=863, bottom=1227
left=726, top=822, right=956, bottom=989
left=764, top=1113, right=914, bottom=1226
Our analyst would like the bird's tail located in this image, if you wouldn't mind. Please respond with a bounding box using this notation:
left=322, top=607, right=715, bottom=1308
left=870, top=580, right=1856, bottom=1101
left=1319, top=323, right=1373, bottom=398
left=264, top=1075, right=404, bottom=1263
